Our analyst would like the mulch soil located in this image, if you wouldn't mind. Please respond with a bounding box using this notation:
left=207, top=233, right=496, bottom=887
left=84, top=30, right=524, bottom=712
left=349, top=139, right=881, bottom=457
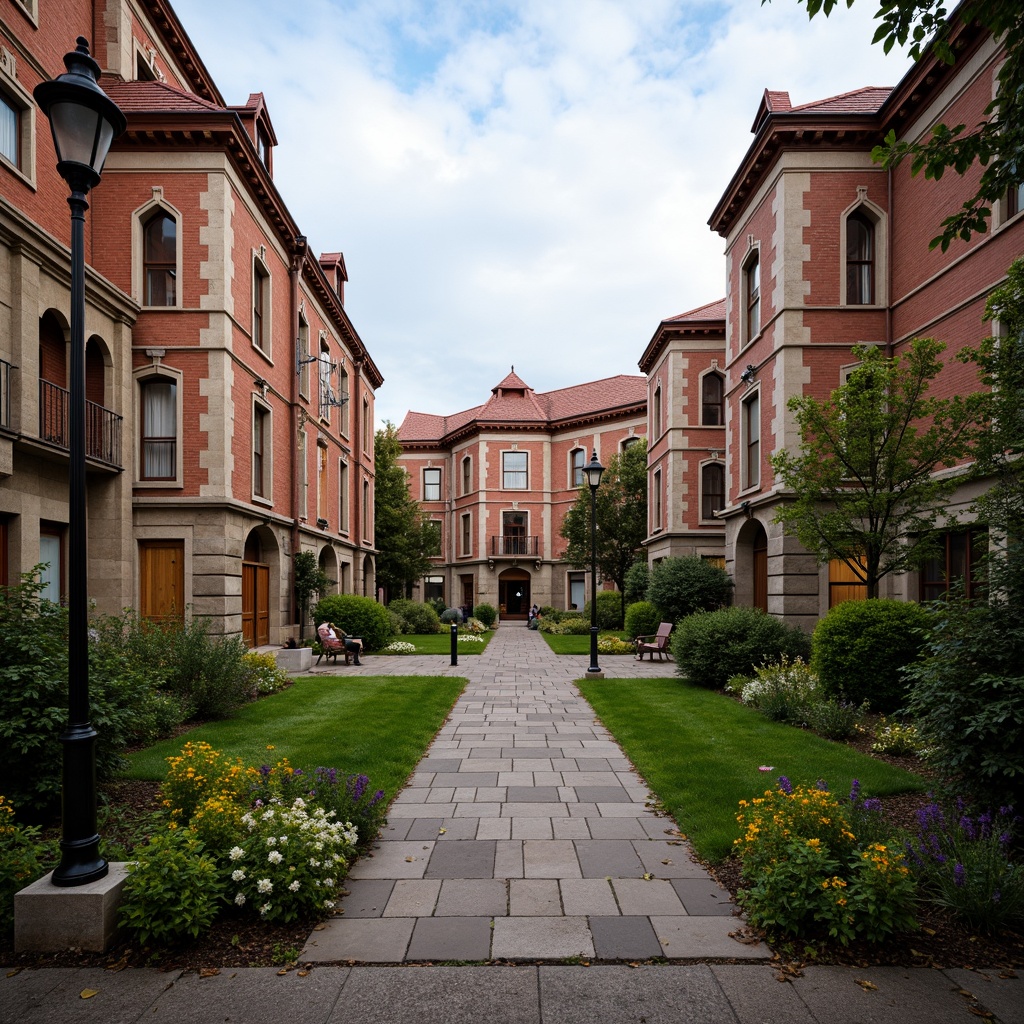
left=3, top=739, right=1022, bottom=971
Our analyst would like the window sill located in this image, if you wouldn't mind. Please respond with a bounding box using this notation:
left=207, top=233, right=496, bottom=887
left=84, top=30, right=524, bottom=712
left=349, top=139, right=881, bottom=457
left=251, top=343, right=274, bottom=366
left=1, top=154, right=36, bottom=191
left=252, top=494, right=274, bottom=509
left=135, top=478, right=183, bottom=489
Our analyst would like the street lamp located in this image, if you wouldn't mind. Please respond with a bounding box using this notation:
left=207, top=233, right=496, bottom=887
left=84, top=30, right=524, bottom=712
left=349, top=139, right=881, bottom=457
left=582, top=450, right=605, bottom=676
left=34, top=37, right=126, bottom=887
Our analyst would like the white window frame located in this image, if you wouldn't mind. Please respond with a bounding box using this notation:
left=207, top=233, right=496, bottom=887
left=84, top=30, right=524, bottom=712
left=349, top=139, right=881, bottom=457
left=502, top=450, right=528, bottom=490
left=700, top=369, right=725, bottom=426
left=423, top=467, right=442, bottom=502
left=839, top=196, right=886, bottom=307
left=298, top=314, right=310, bottom=401
left=570, top=447, right=585, bottom=487
left=742, top=247, right=760, bottom=346
left=338, top=459, right=349, bottom=533
left=318, top=339, right=332, bottom=424
left=462, top=455, right=473, bottom=495
left=252, top=251, right=272, bottom=359
left=0, top=52, right=37, bottom=187
left=741, top=389, right=761, bottom=492
left=461, top=512, right=472, bottom=556
left=133, top=365, right=184, bottom=488
left=252, top=396, right=273, bottom=505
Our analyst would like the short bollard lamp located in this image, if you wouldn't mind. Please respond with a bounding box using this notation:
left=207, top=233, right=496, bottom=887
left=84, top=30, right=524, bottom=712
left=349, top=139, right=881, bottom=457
left=34, top=37, right=126, bottom=887
left=582, top=451, right=605, bottom=676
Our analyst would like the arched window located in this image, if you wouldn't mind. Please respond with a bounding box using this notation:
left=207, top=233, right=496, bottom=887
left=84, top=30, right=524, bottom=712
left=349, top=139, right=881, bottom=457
left=745, top=253, right=760, bottom=341
left=143, top=212, right=177, bottom=306
left=701, top=372, right=724, bottom=426
left=701, top=462, right=725, bottom=520
left=846, top=211, right=874, bottom=304
left=570, top=448, right=585, bottom=487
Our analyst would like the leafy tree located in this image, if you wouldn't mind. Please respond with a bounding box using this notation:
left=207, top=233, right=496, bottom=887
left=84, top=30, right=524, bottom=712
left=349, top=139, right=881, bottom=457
left=647, top=556, right=734, bottom=624
left=560, top=439, right=648, bottom=623
left=770, top=339, right=985, bottom=598
left=768, top=0, right=1024, bottom=250
left=374, top=422, right=437, bottom=599
left=293, top=550, right=332, bottom=640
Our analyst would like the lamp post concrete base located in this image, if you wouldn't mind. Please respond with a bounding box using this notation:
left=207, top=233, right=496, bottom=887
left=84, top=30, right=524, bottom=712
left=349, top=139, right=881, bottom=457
left=275, top=646, right=312, bottom=673
left=14, top=862, right=129, bottom=952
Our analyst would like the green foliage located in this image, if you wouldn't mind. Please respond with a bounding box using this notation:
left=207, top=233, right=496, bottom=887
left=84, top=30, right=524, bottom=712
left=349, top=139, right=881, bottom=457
left=770, top=0, right=1024, bottom=250
left=293, top=551, right=332, bottom=640
left=374, top=422, right=437, bottom=598
left=803, top=698, right=868, bottom=741
left=539, top=615, right=591, bottom=636
left=560, top=440, right=648, bottom=614
left=672, top=607, right=811, bottom=690
left=624, top=600, right=661, bottom=640
left=439, top=607, right=462, bottom=624
left=738, top=657, right=821, bottom=723
left=473, top=602, right=498, bottom=628
left=313, top=594, right=395, bottom=652
left=735, top=780, right=916, bottom=944
left=871, top=717, right=924, bottom=755
left=623, top=561, right=651, bottom=605
left=647, top=556, right=733, bottom=623
left=119, top=829, right=224, bottom=946
left=386, top=599, right=441, bottom=635
left=771, top=340, right=984, bottom=598
left=241, top=652, right=290, bottom=697
left=0, top=796, right=52, bottom=937
left=158, top=619, right=251, bottom=720
left=811, top=599, right=930, bottom=712
left=597, top=635, right=635, bottom=655
left=903, top=569, right=1024, bottom=809
left=583, top=590, right=625, bottom=629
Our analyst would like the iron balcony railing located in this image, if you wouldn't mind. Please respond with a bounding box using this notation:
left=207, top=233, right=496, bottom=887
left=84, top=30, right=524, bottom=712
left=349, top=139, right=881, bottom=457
left=490, top=535, right=539, bottom=557
left=0, top=358, right=11, bottom=430
left=39, top=379, right=123, bottom=469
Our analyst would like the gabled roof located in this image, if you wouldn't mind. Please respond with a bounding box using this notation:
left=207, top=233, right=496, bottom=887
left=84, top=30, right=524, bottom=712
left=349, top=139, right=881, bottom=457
left=397, top=373, right=647, bottom=446
left=638, top=300, right=726, bottom=373
left=103, top=80, right=225, bottom=114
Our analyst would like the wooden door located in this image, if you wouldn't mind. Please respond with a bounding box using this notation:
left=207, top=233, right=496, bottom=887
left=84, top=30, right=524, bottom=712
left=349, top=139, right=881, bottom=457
left=753, top=534, right=768, bottom=613
left=139, top=541, right=184, bottom=623
left=242, top=562, right=270, bottom=647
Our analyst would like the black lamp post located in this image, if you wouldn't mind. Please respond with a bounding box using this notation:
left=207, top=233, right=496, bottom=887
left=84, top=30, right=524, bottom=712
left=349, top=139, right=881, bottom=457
left=34, top=37, right=126, bottom=887
left=582, top=450, right=604, bottom=676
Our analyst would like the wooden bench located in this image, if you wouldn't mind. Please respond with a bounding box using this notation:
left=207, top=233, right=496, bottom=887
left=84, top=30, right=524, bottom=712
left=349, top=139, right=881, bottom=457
left=634, top=621, right=673, bottom=661
left=316, top=622, right=353, bottom=666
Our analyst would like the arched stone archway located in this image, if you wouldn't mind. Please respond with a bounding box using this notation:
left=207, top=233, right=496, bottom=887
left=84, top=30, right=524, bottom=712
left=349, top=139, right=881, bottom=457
left=318, top=545, right=340, bottom=595
left=498, top=567, right=531, bottom=619
left=733, top=518, right=768, bottom=612
left=242, top=525, right=280, bottom=647
left=362, top=554, right=374, bottom=598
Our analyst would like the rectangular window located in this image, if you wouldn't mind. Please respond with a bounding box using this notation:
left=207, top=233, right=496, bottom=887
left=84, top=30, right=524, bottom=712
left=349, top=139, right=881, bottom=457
left=338, top=461, right=349, bottom=531
left=571, top=448, right=585, bottom=487
left=424, top=575, right=444, bottom=603
left=298, top=319, right=310, bottom=400
left=1009, top=183, right=1024, bottom=218
left=0, top=93, right=18, bottom=166
left=652, top=387, right=662, bottom=436
left=298, top=431, right=308, bottom=519
left=363, top=398, right=370, bottom=453
left=461, top=513, right=471, bottom=555
left=141, top=379, right=177, bottom=480
left=502, top=511, right=528, bottom=554
left=143, top=212, right=177, bottom=306
left=339, top=367, right=350, bottom=435
left=701, top=462, right=725, bottom=520
left=742, top=393, right=760, bottom=490
left=503, top=451, right=527, bottom=489
left=317, top=442, right=329, bottom=522
left=423, top=468, right=441, bottom=501
left=39, top=528, right=63, bottom=604
left=462, top=456, right=472, bottom=495
left=318, top=348, right=331, bottom=422
left=253, top=262, right=269, bottom=353
left=253, top=405, right=270, bottom=498
left=920, top=529, right=987, bottom=602
left=746, top=254, right=760, bottom=341
left=653, top=469, right=662, bottom=530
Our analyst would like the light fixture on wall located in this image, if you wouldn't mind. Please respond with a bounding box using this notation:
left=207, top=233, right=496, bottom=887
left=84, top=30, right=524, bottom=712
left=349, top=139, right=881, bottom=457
left=740, top=364, right=756, bottom=385
left=254, top=377, right=269, bottom=398
left=710, top=450, right=720, bottom=461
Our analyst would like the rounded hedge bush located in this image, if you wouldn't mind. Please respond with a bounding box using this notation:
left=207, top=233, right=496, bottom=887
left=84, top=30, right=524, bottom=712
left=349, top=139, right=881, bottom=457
left=811, top=598, right=930, bottom=712
left=624, top=600, right=661, bottom=641
left=386, top=599, right=441, bottom=635
left=583, top=590, right=624, bottom=630
left=313, top=594, right=395, bottom=652
left=672, top=607, right=811, bottom=690
left=474, top=603, right=497, bottom=628
left=648, top=556, right=733, bottom=624
left=624, top=561, right=651, bottom=605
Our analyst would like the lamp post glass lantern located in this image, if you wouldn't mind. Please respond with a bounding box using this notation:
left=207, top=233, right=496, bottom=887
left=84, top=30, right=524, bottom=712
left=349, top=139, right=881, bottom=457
left=582, top=451, right=604, bottom=675
left=33, top=37, right=126, bottom=887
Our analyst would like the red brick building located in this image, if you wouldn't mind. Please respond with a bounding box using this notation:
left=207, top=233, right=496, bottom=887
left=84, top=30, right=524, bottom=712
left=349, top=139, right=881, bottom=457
left=1, top=0, right=381, bottom=643
left=656, top=17, right=1022, bottom=628
left=397, top=371, right=646, bottom=617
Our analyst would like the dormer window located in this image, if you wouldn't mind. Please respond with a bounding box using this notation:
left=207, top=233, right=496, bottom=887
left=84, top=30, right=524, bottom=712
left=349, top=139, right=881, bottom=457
left=257, top=126, right=270, bottom=169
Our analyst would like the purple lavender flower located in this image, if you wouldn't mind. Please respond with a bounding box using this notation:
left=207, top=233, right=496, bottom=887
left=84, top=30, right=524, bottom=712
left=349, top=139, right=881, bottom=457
left=978, top=812, right=992, bottom=839
left=815, top=779, right=829, bottom=792
left=293, top=768, right=303, bottom=777
left=349, top=774, right=369, bottom=802
left=370, top=789, right=385, bottom=806
left=777, top=776, right=793, bottom=795
left=849, top=779, right=861, bottom=804
left=953, top=863, right=965, bottom=887
left=993, top=890, right=1002, bottom=904
left=959, top=816, right=976, bottom=841
left=259, top=764, right=272, bottom=777
left=863, top=798, right=882, bottom=813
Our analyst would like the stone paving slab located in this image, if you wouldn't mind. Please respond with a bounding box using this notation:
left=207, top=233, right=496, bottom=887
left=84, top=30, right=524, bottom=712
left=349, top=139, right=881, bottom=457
left=491, top=917, right=595, bottom=959
left=406, top=917, right=493, bottom=961
left=945, top=968, right=1024, bottom=1024
left=589, top=915, right=663, bottom=959
left=301, top=918, right=413, bottom=962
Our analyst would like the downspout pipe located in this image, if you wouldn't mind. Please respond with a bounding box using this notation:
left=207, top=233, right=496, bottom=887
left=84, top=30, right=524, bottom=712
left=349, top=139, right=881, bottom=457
left=289, top=234, right=309, bottom=632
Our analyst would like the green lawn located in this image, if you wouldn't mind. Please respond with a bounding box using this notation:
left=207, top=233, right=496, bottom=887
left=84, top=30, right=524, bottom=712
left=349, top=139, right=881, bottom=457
left=126, top=675, right=466, bottom=803
left=539, top=631, right=632, bottom=655
left=577, top=676, right=926, bottom=863
left=378, top=632, right=493, bottom=655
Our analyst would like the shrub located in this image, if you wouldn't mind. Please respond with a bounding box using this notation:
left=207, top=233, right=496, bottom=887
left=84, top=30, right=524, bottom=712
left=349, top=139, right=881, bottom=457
left=162, top=619, right=252, bottom=719
left=672, top=607, right=811, bottom=690
left=474, top=603, right=498, bottom=628
left=0, top=795, right=51, bottom=938
left=739, top=657, right=820, bottom=723
left=597, top=635, right=635, bottom=655
left=426, top=597, right=447, bottom=616
left=648, top=556, right=733, bottom=624
left=459, top=617, right=488, bottom=634
left=119, top=829, right=224, bottom=946
left=583, top=590, right=624, bottom=630
left=386, top=599, right=441, bottom=635
left=439, top=607, right=462, bottom=624
left=811, top=599, right=929, bottom=713
left=241, top=652, right=290, bottom=697
left=624, top=561, right=651, bottom=605
left=624, top=601, right=661, bottom=641
left=871, top=717, right=923, bottom=756
left=905, top=802, right=1024, bottom=932
left=542, top=616, right=591, bottom=636
left=231, top=798, right=358, bottom=922
left=387, top=609, right=407, bottom=635
left=161, top=742, right=251, bottom=824
left=803, top=698, right=868, bottom=741
left=735, top=779, right=916, bottom=945
left=313, top=594, right=395, bottom=652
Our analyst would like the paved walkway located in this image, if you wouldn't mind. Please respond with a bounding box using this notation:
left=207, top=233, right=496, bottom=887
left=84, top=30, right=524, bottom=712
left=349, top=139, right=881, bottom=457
left=301, top=623, right=754, bottom=965
left=5, top=625, right=1022, bottom=1023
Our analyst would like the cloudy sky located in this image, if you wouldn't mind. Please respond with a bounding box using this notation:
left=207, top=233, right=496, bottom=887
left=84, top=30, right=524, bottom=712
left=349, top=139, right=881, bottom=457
left=169, top=0, right=913, bottom=428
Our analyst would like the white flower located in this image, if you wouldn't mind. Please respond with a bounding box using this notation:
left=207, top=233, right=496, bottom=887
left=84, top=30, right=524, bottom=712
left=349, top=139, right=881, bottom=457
left=257, top=878, right=273, bottom=894
left=309, top=858, right=320, bottom=868
left=234, top=893, right=246, bottom=906
left=261, top=809, right=275, bottom=821
left=313, top=841, right=323, bottom=851
left=279, top=835, right=289, bottom=845
left=291, top=798, right=306, bottom=810
left=266, top=836, right=277, bottom=847
left=268, top=850, right=283, bottom=864
left=260, top=903, right=272, bottom=916
left=240, top=813, right=255, bottom=828
left=323, top=877, right=335, bottom=888
left=288, top=880, right=301, bottom=892
left=231, top=869, right=246, bottom=882
left=229, top=846, right=245, bottom=861
left=323, top=899, right=335, bottom=909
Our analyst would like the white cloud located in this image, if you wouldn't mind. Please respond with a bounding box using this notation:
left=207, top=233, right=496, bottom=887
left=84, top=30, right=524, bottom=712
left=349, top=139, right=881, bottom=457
left=169, top=0, right=913, bottom=426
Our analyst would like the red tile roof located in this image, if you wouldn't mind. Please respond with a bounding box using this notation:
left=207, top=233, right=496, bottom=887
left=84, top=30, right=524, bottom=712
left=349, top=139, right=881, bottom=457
left=790, top=86, right=892, bottom=116
left=103, top=80, right=226, bottom=114
left=664, top=299, right=726, bottom=323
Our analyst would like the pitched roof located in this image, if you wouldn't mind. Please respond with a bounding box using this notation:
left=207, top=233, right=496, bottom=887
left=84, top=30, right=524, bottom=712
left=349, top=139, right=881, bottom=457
left=790, top=86, right=892, bottom=116
left=638, top=299, right=726, bottom=373
left=103, top=80, right=226, bottom=114
left=397, top=373, right=646, bottom=444
left=663, top=299, right=727, bottom=324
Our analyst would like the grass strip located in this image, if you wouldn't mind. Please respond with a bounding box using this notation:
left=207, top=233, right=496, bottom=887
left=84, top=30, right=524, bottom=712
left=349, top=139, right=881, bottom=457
left=577, top=676, right=926, bottom=863
left=126, top=675, right=465, bottom=803
left=539, top=631, right=632, bottom=655
left=380, top=632, right=493, bottom=655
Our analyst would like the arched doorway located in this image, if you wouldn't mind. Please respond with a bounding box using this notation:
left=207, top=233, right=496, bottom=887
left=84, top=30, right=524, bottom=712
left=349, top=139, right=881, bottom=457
left=734, top=518, right=769, bottom=613
left=242, top=529, right=270, bottom=647
left=362, top=554, right=374, bottom=599
left=498, top=567, right=531, bottom=620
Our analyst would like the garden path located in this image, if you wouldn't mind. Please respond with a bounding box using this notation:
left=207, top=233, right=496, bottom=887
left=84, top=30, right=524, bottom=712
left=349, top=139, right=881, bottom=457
left=300, top=623, right=770, bottom=964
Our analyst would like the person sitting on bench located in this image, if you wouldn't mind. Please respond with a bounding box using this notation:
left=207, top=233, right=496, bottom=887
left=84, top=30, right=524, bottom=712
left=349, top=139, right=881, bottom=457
left=323, top=622, right=363, bottom=665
